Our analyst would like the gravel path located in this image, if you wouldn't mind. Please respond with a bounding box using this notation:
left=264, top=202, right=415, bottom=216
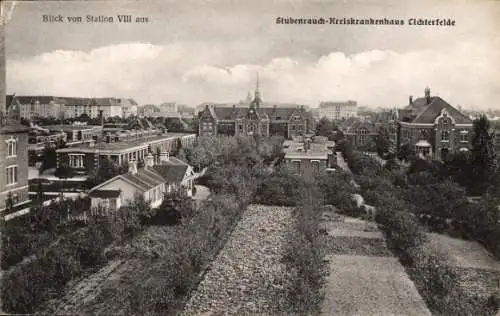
left=181, top=204, right=294, bottom=315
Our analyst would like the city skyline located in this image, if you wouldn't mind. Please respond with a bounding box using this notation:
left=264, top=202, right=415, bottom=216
left=4, top=0, right=500, bottom=109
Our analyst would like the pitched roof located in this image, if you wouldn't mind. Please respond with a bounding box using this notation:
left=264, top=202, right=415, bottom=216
left=151, top=164, right=188, bottom=183
left=410, top=97, right=472, bottom=124
left=345, top=120, right=377, bottom=134
left=319, top=101, right=357, bottom=108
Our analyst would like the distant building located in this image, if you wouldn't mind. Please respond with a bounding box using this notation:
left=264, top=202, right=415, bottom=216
left=139, top=104, right=160, bottom=117
left=197, top=77, right=313, bottom=138
left=88, top=153, right=196, bottom=210
left=395, top=87, right=473, bottom=160
left=7, top=95, right=65, bottom=120
left=318, top=101, right=357, bottom=121
left=344, top=121, right=378, bottom=152
left=283, top=134, right=336, bottom=180
left=121, top=98, right=138, bottom=118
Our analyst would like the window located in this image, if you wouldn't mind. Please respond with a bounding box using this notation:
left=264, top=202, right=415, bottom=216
left=460, top=130, right=468, bottom=142
left=441, top=130, right=449, bottom=141
left=6, top=165, right=18, bottom=185
left=312, top=160, right=320, bottom=173
left=292, top=160, right=301, bottom=173
left=69, top=154, right=84, bottom=168
left=6, top=137, right=17, bottom=157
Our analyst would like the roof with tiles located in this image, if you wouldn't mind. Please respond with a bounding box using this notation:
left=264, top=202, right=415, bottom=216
left=344, top=120, right=378, bottom=134
left=400, top=96, right=472, bottom=124
left=151, top=164, right=188, bottom=183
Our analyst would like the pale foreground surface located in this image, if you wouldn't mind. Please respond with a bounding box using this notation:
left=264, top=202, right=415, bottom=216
left=320, top=215, right=431, bottom=316
left=181, top=205, right=293, bottom=315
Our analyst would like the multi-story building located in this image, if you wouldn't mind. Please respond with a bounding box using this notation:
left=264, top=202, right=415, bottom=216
left=395, top=87, right=473, bottom=160
left=139, top=104, right=160, bottom=117
left=198, top=79, right=313, bottom=138
left=1, top=27, right=31, bottom=214
left=8, top=95, right=65, bottom=120
left=283, top=134, right=336, bottom=180
left=344, top=120, right=378, bottom=152
left=56, top=131, right=196, bottom=176
left=64, top=97, right=124, bottom=119
left=121, top=98, right=138, bottom=118
left=318, top=101, right=358, bottom=121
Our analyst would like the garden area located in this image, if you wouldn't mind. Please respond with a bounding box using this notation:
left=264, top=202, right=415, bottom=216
left=333, top=117, right=500, bottom=316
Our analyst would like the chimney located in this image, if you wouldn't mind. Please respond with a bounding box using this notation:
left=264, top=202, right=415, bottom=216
left=159, top=151, right=170, bottom=163
left=128, top=160, right=138, bottom=174
left=99, top=110, right=104, bottom=127
left=409, top=96, right=413, bottom=104
left=425, top=86, right=431, bottom=105
left=145, top=153, right=155, bottom=167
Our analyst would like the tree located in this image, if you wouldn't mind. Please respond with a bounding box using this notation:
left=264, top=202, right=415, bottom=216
left=39, top=143, right=57, bottom=173
left=376, top=125, right=391, bottom=158
left=470, top=115, right=498, bottom=194
left=164, top=118, right=185, bottom=133
left=315, top=117, right=335, bottom=139
left=89, top=157, right=126, bottom=186
left=397, top=143, right=415, bottom=162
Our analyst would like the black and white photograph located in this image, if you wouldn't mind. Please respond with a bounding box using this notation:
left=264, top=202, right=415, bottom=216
left=0, top=0, right=499, bottom=314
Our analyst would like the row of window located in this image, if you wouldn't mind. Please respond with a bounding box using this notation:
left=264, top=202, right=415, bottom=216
left=292, top=160, right=321, bottom=173
left=401, top=129, right=469, bottom=142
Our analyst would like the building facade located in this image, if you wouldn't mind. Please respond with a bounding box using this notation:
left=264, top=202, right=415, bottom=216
left=198, top=80, right=312, bottom=139
left=56, top=131, right=196, bottom=176
left=344, top=121, right=378, bottom=152
left=318, top=101, right=358, bottom=121
left=283, top=134, right=336, bottom=180
left=8, top=95, right=66, bottom=120
left=89, top=154, right=196, bottom=211
left=396, top=87, right=473, bottom=160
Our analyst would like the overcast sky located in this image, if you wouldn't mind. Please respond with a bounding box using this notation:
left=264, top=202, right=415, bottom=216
left=4, top=0, right=500, bottom=109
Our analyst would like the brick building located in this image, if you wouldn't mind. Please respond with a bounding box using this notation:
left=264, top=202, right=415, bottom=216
left=344, top=120, right=378, bottom=152
left=0, top=27, right=31, bottom=213
left=198, top=78, right=313, bottom=139
left=396, top=87, right=473, bottom=160
left=56, top=132, right=196, bottom=176
left=283, top=134, right=336, bottom=180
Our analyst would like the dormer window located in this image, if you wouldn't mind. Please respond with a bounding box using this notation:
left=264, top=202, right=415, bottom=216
left=6, top=137, right=17, bottom=158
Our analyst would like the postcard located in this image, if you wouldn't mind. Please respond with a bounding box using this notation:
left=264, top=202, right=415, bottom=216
left=1, top=1, right=499, bottom=315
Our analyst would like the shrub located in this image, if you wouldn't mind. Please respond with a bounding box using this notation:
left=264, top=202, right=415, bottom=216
left=284, top=187, right=326, bottom=315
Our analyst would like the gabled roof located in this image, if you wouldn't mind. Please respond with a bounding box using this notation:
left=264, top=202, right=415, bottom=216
left=410, top=97, right=472, bottom=124
left=151, top=164, right=188, bottom=183
left=345, top=120, right=377, bottom=134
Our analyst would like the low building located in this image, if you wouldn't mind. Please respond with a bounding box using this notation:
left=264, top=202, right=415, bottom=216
left=283, top=134, right=336, bottom=179
left=56, top=131, right=196, bottom=176
left=88, top=153, right=196, bottom=210
left=318, top=101, right=358, bottom=121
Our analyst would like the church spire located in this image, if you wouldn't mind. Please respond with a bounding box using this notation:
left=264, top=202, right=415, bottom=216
left=254, top=72, right=261, bottom=101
